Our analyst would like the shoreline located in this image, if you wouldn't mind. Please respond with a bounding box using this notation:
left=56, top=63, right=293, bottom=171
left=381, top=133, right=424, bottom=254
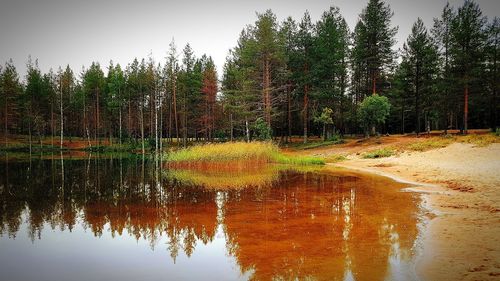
left=327, top=143, right=500, bottom=281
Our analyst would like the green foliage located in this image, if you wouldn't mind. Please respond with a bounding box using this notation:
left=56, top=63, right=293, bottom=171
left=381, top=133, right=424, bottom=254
left=313, top=107, right=334, bottom=126
left=358, top=94, right=391, bottom=135
left=253, top=117, right=272, bottom=140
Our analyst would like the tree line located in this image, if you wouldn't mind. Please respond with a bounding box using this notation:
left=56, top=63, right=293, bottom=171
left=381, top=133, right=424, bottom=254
left=1, top=0, right=498, bottom=151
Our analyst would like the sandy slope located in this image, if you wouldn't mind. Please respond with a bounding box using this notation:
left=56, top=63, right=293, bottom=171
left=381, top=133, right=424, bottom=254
left=333, top=143, right=500, bottom=281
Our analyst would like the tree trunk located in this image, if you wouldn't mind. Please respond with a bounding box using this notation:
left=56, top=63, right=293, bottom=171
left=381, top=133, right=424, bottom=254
left=182, top=88, right=187, bottom=148
left=140, top=85, right=145, bottom=154
left=372, top=70, right=377, bottom=95
left=119, top=107, right=122, bottom=146
left=263, top=57, right=271, bottom=127
left=96, top=88, right=100, bottom=144
left=303, top=84, right=309, bottom=143
left=60, top=80, right=64, bottom=150
left=416, top=62, right=421, bottom=135
left=173, top=77, right=179, bottom=143
left=245, top=117, right=250, bottom=142
left=155, top=88, right=159, bottom=154
left=51, top=103, right=54, bottom=147
left=287, top=83, right=291, bottom=142
left=4, top=96, right=7, bottom=148
left=230, top=113, right=233, bottom=141
left=464, top=83, right=469, bottom=134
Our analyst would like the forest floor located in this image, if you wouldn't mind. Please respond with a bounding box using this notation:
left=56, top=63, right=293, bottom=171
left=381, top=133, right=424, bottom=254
left=287, top=131, right=500, bottom=281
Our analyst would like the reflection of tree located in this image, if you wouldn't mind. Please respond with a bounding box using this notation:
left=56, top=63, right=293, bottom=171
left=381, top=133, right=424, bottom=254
left=0, top=156, right=218, bottom=261
left=0, top=157, right=420, bottom=280
left=221, top=171, right=420, bottom=281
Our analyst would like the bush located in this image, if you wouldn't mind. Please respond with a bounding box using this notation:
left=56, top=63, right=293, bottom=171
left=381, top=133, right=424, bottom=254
left=358, top=94, right=391, bottom=136
left=253, top=117, right=272, bottom=140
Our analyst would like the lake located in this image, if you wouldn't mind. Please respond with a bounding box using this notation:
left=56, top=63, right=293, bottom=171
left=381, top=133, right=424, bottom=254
left=0, top=154, right=423, bottom=281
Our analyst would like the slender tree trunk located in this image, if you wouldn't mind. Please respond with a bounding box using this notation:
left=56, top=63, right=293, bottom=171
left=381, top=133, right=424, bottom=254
left=51, top=103, right=54, bottom=147
left=416, top=63, right=421, bottom=135
left=287, top=83, right=291, bottom=142
left=159, top=96, right=163, bottom=152
left=119, top=107, right=122, bottom=146
left=96, top=88, right=100, bottom=144
left=155, top=87, right=158, bottom=154
left=28, top=118, right=32, bottom=155
left=173, top=77, right=179, bottom=142
left=263, top=57, right=272, bottom=127
left=168, top=91, right=172, bottom=143
left=60, top=80, right=64, bottom=149
left=230, top=113, right=233, bottom=141
left=245, top=117, right=250, bottom=142
left=140, top=89, right=145, bottom=154
left=303, top=84, right=309, bottom=143
left=84, top=95, right=90, bottom=147
left=182, top=91, right=187, bottom=147
left=4, top=96, right=7, bottom=148
left=128, top=99, right=132, bottom=139
left=464, top=83, right=469, bottom=134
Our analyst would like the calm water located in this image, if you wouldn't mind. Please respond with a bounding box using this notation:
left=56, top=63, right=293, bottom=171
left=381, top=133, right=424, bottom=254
left=0, top=154, right=423, bottom=281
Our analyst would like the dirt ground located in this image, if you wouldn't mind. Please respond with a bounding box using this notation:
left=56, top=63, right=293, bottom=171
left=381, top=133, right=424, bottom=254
left=294, top=135, right=500, bottom=280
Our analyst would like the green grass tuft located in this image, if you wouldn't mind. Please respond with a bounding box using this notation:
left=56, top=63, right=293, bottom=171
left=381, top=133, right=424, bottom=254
left=362, top=148, right=395, bottom=159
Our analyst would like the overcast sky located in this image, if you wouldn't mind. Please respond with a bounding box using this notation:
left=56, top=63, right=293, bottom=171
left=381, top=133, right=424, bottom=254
left=1, top=0, right=499, bottom=80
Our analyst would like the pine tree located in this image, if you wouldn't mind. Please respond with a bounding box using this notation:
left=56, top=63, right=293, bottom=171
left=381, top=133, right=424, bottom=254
left=432, top=3, right=456, bottom=133
left=450, top=0, right=487, bottom=133
left=358, top=0, right=397, bottom=95
left=402, top=18, right=439, bottom=134
left=485, top=17, right=499, bottom=130
left=296, top=11, right=315, bottom=143
left=201, top=57, right=217, bottom=141
left=0, top=60, right=22, bottom=146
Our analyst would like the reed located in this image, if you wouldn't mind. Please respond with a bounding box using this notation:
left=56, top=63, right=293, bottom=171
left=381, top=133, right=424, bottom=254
left=164, top=141, right=324, bottom=165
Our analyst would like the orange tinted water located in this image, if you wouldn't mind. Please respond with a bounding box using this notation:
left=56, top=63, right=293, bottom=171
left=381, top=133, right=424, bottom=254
left=0, top=156, right=422, bottom=281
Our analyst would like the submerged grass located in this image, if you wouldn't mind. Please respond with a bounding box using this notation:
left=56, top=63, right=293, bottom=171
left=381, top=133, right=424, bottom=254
left=165, top=141, right=324, bottom=165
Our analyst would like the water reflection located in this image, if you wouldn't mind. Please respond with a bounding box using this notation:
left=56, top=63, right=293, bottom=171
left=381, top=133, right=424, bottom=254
left=0, top=154, right=421, bottom=281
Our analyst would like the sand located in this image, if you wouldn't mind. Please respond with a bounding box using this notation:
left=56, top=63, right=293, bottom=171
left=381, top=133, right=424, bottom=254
left=332, top=143, right=500, bottom=280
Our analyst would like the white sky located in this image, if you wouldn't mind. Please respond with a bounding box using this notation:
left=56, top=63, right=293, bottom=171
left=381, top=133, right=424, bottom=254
left=1, top=0, right=499, bottom=80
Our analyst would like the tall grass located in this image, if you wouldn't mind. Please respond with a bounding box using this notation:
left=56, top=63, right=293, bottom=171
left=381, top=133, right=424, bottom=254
left=164, top=141, right=324, bottom=165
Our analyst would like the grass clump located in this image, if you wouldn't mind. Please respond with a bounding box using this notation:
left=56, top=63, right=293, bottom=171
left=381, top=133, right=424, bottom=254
left=458, top=134, right=499, bottom=147
left=165, top=141, right=324, bottom=165
left=362, top=148, right=395, bottom=159
left=406, top=137, right=454, bottom=151
left=323, top=154, right=347, bottom=163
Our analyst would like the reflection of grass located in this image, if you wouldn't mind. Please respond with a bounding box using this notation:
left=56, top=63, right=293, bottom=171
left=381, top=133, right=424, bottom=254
left=165, top=166, right=280, bottom=189
left=165, top=142, right=324, bottom=165
left=362, top=148, right=395, bottom=159
left=165, top=164, right=325, bottom=189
